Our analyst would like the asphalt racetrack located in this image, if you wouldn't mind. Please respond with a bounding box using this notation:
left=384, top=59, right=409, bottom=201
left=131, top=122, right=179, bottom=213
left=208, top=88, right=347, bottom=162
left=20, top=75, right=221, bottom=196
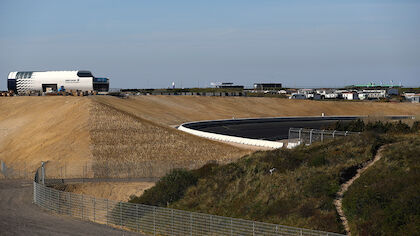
left=182, top=116, right=359, bottom=141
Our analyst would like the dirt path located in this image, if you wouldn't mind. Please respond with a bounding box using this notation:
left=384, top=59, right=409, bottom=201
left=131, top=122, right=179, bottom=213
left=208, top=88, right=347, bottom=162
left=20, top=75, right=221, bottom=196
left=0, top=179, right=140, bottom=236
left=334, top=145, right=388, bottom=235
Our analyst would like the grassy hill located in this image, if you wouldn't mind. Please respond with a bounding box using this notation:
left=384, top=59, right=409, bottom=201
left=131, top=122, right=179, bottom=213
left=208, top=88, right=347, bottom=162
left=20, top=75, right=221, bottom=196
left=342, top=136, right=420, bottom=235
left=130, top=133, right=389, bottom=233
left=129, top=123, right=419, bottom=234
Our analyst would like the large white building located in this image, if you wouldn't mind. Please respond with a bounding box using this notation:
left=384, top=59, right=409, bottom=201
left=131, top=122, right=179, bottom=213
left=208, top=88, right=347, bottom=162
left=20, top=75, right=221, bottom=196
left=7, top=70, right=109, bottom=94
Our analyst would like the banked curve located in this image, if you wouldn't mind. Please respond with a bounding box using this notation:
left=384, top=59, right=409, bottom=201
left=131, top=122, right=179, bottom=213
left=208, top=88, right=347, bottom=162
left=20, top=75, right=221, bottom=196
left=177, top=115, right=414, bottom=149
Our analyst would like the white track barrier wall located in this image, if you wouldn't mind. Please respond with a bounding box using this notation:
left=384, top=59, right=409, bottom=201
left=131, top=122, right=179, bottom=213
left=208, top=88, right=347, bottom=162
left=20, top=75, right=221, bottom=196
left=178, top=115, right=414, bottom=149
left=178, top=125, right=284, bottom=149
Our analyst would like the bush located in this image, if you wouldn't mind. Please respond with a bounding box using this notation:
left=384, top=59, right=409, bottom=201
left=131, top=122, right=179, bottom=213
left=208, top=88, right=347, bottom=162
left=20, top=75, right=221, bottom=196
left=331, top=119, right=415, bottom=134
left=411, top=121, right=420, bottom=132
left=129, top=169, right=197, bottom=206
left=303, top=173, right=339, bottom=198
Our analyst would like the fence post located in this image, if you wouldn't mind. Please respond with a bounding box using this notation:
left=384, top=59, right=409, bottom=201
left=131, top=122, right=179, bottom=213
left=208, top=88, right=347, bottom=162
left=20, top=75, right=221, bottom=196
left=333, top=130, right=336, bottom=139
left=209, top=215, right=212, bottom=234
left=33, top=182, right=36, bottom=203
left=41, top=162, right=45, bottom=185
left=136, top=204, right=139, bottom=232
left=82, top=195, right=84, bottom=219
left=321, top=130, right=324, bottom=142
left=57, top=190, right=60, bottom=214
left=230, top=218, right=233, bottom=236
left=120, top=202, right=123, bottom=226
left=345, top=131, right=348, bottom=136
left=49, top=187, right=52, bottom=211
left=106, top=199, right=109, bottom=225
left=190, top=212, right=193, bottom=236
left=93, top=198, right=96, bottom=223
left=171, top=209, right=174, bottom=236
left=298, top=128, right=302, bottom=140
left=68, top=192, right=71, bottom=216
left=309, top=129, right=313, bottom=144
left=153, top=207, right=156, bottom=236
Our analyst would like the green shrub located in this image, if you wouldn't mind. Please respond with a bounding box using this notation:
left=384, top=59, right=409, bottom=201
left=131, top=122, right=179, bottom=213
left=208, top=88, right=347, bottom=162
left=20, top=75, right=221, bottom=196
left=129, top=169, right=197, bottom=206
left=411, top=121, right=420, bottom=132
left=330, top=119, right=415, bottom=134
left=303, top=173, right=339, bottom=198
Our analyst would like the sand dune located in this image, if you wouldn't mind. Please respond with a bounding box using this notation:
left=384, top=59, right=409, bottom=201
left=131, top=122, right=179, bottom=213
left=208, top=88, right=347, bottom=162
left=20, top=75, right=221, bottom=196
left=1, top=95, right=418, bottom=178
left=0, top=97, right=92, bottom=176
left=94, top=95, right=420, bottom=126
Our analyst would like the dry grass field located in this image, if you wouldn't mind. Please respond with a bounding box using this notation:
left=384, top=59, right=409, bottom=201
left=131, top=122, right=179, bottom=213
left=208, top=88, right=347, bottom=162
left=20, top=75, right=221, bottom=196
left=63, top=182, right=156, bottom=202
left=1, top=95, right=418, bottom=180
left=90, top=102, right=251, bottom=178
left=94, top=95, right=420, bottom=126
left=0, top=97, right=91, bottom=177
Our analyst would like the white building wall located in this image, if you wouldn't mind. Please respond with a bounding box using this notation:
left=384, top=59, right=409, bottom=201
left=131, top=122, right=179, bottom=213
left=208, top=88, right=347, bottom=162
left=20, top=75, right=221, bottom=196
left=8, top=71, right=93, bottom=93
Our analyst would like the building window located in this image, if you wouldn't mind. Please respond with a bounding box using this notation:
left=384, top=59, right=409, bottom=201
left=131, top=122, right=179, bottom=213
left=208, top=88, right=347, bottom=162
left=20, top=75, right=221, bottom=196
left=77, top=71, right=93, bottom=77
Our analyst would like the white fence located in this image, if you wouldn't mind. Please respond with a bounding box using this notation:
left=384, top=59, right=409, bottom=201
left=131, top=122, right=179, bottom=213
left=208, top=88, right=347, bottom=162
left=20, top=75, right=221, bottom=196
left=33, top=181, right=344, bottom=236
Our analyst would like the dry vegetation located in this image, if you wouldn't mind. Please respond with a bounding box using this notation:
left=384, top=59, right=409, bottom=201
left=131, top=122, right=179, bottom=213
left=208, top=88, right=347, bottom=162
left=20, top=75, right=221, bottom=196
left=343, top=134, right=420, bottom=235
left=89, top=102, right=251, bottom=178
left=0, top=97, right=92, bottom=177
left=1, top=95, right=418, bottom=179
left=94, top=95, right=420, bottom=126
left=62, top=182, right=155, bottom=202
left=129, top=134, right=385, bottom=233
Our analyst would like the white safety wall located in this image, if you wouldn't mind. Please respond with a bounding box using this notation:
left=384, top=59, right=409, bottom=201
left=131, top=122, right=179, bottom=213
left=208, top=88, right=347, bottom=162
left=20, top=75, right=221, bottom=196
left=178, top=124, right=286, bottom=149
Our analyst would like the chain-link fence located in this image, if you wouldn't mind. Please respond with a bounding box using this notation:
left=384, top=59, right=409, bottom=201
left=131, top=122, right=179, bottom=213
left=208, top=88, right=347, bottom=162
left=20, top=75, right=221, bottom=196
left=37, top=159, right=237, bottom=180
left=0, top=160, right=33, bottom=179
left=33, top=181, right=344, bottom=236
left=288, top=128, right=360, bottom=145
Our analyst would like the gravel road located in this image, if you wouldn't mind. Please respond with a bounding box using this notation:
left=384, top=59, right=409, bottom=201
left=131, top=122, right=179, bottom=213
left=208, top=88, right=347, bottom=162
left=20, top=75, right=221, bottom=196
left=0, top=179, right=140, bottom=236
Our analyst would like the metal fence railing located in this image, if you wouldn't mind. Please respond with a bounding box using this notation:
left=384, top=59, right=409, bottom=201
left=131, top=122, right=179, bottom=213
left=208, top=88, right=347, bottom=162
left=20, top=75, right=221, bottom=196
left=288, top=128, right=360, bottom=145
left=33, top=180, right=344, bottom=236
left=0, top=160, right=33, bottom=179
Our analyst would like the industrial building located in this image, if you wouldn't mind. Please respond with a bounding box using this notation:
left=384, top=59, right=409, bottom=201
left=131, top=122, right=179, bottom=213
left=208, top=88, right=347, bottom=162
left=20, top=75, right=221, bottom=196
left=214, top=82, right=244, bottom=89
left=7, top=70, right=109, bottom=94
left=254, top=83, right=282, bottom=90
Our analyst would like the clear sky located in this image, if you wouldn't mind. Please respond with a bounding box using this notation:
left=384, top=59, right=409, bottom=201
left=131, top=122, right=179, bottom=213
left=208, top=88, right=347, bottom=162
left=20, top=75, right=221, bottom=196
left=1, top=0, right=419, bottom=89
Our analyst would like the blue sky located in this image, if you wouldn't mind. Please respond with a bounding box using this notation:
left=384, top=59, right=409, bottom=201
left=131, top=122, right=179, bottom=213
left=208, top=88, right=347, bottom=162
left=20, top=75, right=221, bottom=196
left=1, top=0, right=419, bottom=89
